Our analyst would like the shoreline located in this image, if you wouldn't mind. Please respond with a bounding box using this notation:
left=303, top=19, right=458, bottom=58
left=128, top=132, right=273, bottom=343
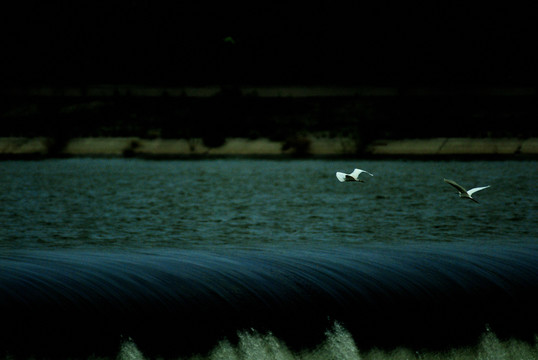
left=1, top=136, right=538, bottom=159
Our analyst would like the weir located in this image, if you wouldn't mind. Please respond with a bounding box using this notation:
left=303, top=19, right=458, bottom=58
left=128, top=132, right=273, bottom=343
left=1, top=242, right=538, bottom=358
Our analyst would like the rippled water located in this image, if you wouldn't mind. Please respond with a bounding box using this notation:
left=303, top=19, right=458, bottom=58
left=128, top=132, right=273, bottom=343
left=1, top=158, right=537, bottom=249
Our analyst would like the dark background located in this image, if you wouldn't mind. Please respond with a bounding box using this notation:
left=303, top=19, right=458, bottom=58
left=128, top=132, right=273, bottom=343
left=1, top=2, right=537, bottom=86
left=1, top=2, right=537, bottom=147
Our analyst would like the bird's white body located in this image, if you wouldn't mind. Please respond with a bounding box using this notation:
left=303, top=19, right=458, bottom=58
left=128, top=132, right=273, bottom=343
left=336, top=168, right=374, bottom=182
left=444, top=178, right=490, bottom=203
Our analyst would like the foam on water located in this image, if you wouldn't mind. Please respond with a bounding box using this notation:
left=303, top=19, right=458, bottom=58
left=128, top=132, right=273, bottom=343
left=113, top=323, right=538, bottom=360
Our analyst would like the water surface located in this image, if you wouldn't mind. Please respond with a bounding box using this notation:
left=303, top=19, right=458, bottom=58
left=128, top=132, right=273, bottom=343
left=1, top=158, right=537, bottom=359
left=1, top=158, right=537, bottom=249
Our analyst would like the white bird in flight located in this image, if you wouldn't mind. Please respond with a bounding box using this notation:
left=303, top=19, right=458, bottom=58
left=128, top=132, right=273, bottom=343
left=444, top=178, right=490, bottom=203
left=336, top=168, right=374, bottom=182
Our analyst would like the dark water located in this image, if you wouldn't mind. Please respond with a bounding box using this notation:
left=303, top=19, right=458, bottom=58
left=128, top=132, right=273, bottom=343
left=1, top=159, right=538, bottom=359
left=2, top=159, right=538, bottom=249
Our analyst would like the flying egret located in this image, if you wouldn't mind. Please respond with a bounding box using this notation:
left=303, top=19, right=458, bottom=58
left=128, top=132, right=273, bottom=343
left=444, top=178, right=490, bottom=203
left=336, top=168, right=374, bottom=182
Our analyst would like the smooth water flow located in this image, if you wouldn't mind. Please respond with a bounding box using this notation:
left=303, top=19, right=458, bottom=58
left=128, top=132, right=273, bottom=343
left=2, top=244, right=538, bottom=358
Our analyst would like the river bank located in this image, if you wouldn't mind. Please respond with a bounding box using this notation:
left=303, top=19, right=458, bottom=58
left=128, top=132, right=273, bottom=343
left=1, top=136, right=538, bottom=158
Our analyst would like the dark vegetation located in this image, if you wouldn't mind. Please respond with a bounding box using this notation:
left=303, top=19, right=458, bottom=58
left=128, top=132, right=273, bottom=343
left=1, top=87, right=537, bottom=153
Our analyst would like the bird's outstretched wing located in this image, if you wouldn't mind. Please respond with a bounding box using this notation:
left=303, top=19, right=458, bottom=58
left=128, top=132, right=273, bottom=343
left=444, top=178, right=468, bottom=194
left=352, top=169, right=374, bottom=178
left=467, top=185, right=490, bottom=195
left=337, top=168, right=373, bottom=182
left=336, top=172, right=347, bottom=182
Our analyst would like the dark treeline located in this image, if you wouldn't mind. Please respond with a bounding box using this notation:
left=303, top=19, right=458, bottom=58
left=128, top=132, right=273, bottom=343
left=2, top=88, right=537, bottom=150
